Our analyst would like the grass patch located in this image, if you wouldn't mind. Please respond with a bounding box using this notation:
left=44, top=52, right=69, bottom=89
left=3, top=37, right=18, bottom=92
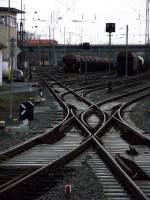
left=0, top=92, right=36, bottom=113
left=0, top=85, right=9, bottom=92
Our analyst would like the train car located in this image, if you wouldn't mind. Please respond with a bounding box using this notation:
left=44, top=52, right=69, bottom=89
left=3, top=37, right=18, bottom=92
left=63, top=54, right=113, bottom=73
left=116, top=51, right=145, bottom=76
left=62, top=54, right=80, bottom=73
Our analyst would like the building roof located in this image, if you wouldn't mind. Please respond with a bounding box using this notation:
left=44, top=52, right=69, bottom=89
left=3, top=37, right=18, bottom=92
left=24, top=39, right=58, bottom=46
left=0, top=43, right=6, bottom=49
left=0, top=7, right=25, bottom=14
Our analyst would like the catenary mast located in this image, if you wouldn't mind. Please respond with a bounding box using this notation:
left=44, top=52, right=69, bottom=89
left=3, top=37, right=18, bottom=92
left=145, top=0, right=150, bottom=45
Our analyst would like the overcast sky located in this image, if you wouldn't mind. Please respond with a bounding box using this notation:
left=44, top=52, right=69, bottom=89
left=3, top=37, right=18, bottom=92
left=1, top=0, right=147, bottom=44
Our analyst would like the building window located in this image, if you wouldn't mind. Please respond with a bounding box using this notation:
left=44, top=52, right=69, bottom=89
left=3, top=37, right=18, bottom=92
left=10, top=17, right=17, bottom=27
left=1, top=16, right=17, bottom=27
left=0, top=16, right=6, bottom=25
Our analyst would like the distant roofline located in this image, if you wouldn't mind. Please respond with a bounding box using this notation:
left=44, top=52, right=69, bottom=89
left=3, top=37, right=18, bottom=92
left=0, top=7, right=25, bottom=14
left=24, top=39, right=58, bottom=46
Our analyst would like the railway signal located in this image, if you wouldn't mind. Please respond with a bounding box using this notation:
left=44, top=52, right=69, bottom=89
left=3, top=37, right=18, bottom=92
left=106, top=23, right=115, bottom=33
left=82, top=42, right=90, bottom=50
left=19, top=100, right=34, bottom=121
left=106, top=23, right=116, bottom=93
left=19, top=101, right=27, bottom=121
left=80, top=42, right=91, bottom=81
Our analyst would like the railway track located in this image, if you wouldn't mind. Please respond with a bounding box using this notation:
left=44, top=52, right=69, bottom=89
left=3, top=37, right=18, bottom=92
left=67, top=147, right=134, bottom=200
left=0, top=126, right=84, bottom=167
left=0, top=68, right=150, bottom=199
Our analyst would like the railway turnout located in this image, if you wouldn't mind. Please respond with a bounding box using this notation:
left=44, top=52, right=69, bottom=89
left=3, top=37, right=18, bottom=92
left=0, top=68, right=150, bottom=199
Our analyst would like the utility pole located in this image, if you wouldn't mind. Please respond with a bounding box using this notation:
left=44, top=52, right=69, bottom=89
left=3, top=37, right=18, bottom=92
left=145, top=0, right=150, bottom=45
left=64, top=26, right=66, bottom=56
left=9, top=38, right=15, bottom=119
left=84, top=51, right=87, bottom=81
left=82, top=42, right=90, bottom=81
left=8, top=0, right=10, bottom=69
left=20, top=0, right=24, bottom=69
left=53, top=28, right=57, bottom=67
left=145, top=0, right=150, bottom=66
left=125, top=25, right=128, bottom=77
left=49, top=26, right=51, bottom=65
left=8, top=0, right=12, bottom=119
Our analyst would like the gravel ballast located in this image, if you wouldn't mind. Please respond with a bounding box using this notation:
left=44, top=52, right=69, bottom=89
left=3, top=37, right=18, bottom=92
left=128, top=96, right=150, bottom=134
left=36, top=164, right=106, bottom=200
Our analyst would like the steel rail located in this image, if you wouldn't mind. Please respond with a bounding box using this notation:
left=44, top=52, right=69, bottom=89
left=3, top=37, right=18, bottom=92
left=92, top=136, right=149, bottom=200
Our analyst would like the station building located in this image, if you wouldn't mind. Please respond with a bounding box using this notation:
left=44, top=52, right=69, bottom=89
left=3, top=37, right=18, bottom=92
left=0, top=7, right=23, bottom=67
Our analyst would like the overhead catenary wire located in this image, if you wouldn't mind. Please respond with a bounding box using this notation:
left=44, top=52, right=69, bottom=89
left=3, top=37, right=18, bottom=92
left=121, top=0, right=138, bottom=12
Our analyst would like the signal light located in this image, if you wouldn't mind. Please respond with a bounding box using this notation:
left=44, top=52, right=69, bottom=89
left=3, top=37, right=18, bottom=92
left=106, top=23, right=115, bottom=33
left=81, top=42, right=90, bottom=50
left=65, top=184, right=72, bottom=194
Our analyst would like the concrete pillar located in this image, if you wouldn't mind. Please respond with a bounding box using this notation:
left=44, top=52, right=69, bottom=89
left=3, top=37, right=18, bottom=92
left=0, top=50, right=2, bottom=85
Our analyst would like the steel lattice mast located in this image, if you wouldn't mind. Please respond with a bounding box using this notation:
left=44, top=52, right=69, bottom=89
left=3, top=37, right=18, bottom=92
left=145, top=0, right=150, bottom=67
left=145, top=0, right=150, bottom=45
